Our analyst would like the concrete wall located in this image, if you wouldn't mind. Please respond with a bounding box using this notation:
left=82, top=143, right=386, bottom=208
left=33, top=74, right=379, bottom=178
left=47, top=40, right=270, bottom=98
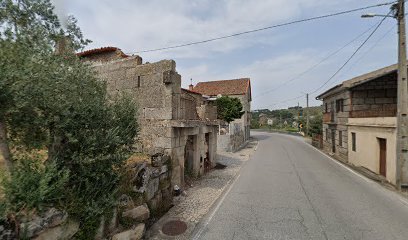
left=217, top=134, right=231, bottom=152
left=348, top=117, right=397, bottom=184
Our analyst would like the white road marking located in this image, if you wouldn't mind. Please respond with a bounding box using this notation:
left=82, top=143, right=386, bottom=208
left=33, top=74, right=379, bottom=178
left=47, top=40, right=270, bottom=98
left=302, top=136, right=408, bottom=207
left=192, top=172, right=242, bottom=240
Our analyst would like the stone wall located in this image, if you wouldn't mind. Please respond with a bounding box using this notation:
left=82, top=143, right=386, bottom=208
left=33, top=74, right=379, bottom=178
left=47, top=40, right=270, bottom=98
left=170, top=126, right=217, bottom=186
left=232, top=94, right=251, bottom=141
left=81, top=50, right=140, bottom=63
left=5, top=154, right=174, bottom=240
left=196, top=104, right=217, bottom=121
left=85, top=54, right=218, bottom=187
left=92, top=57, right=179, bottom=122
left=217, top=123, right=245, bottom=152
left=350, top=74, right=397, bottom=114
left=321, top=74, right=398, bottom=163
left=322, top=90, right=351, bottom=162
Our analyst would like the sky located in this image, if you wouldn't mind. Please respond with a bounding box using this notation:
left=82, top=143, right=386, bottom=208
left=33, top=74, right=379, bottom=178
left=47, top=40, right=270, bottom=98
left=53, top=0, right=398, bottom=110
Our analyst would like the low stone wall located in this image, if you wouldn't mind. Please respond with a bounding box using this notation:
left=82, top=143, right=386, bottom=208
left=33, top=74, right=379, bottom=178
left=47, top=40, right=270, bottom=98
left=3, top=153, right=174, bottom=240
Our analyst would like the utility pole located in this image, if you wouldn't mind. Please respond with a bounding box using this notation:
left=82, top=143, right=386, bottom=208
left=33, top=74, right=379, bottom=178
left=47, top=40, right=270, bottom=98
left=306, top=93, right=309, bottom=136
left=396, top=0, right=408, bottom=190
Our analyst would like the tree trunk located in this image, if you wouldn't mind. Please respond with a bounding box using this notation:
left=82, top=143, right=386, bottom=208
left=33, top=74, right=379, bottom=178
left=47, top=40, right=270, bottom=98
left=0, top=118, right=12, bottom=171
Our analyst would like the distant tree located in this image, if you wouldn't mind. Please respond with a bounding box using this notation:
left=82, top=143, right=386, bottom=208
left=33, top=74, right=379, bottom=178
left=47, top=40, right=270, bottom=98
left=309, top=114, right=323, bottom=136
left=215, top=96, right=244, bottom=123
left=251, top=119, right=260, bottom=129
left=270, top=109, right=293, bottom=120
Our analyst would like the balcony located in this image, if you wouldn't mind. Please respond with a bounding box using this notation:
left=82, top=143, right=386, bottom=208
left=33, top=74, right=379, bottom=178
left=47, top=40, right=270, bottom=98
left=349, top=108, right=397, bottom=118
left=323, top=112, right=333, bottom=123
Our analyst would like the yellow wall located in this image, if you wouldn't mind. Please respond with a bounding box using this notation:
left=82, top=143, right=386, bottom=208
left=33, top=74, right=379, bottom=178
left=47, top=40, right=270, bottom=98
left=348, top=117, right=396, bottom=184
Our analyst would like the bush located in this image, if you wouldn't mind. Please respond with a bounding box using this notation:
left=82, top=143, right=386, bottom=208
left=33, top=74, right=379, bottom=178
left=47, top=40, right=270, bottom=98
left=0, top=157, right=69, bottom=220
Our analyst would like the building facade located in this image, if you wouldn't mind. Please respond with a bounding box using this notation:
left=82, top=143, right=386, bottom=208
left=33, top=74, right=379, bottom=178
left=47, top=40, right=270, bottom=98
left=316, top=64, right=402, bottom=185
left=78, top=47, right=219, bottom=186
left=192, top=78, right=252, bottom=151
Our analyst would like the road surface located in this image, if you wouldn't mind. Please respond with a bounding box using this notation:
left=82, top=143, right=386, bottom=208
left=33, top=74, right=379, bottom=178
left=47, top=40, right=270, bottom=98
left=194, top=132, right=408, bottom=240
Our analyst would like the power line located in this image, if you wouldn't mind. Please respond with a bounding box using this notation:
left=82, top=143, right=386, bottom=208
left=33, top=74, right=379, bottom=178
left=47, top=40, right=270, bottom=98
left=259, top=13, right=393, bottom=110
left=309, top=9, right=393, bottom=95
left=127, top=1, right=396, bottom=54
left=341, top=25, right=396, bottom=75
left=253, top=23, right=379, bottom=99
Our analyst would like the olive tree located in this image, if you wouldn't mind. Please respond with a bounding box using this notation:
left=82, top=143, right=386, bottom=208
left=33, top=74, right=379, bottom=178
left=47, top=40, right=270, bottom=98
left=0, top=0, right=138, bottom=238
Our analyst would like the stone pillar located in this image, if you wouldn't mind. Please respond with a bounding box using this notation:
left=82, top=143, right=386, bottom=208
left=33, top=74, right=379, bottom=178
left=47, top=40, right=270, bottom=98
left=192, top=134, right=201, bottom=177
left=208, top=130, right=217, bottom=168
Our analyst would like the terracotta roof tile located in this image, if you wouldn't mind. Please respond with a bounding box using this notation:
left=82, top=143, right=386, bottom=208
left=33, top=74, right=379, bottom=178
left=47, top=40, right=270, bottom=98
left=193, top=78, right=250, bottom=96
left=181, top=88, right=202, bottom=95
left=77, top=47, right=129, bottom=58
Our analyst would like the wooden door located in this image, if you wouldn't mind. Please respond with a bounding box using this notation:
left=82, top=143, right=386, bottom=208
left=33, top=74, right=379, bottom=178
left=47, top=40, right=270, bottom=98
left=379, top=138, right=386, bottom=177
left=331, top=130, right=336, bottom=153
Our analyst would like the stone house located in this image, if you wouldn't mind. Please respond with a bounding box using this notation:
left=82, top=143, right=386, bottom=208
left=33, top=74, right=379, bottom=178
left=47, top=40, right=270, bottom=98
left=192, top=78, right=252, bottom=151
left=78, top=47, right=219, bottom=187
left=259, top=113, right=269, bottom=126
left=316, top=64, right=407, bottom=185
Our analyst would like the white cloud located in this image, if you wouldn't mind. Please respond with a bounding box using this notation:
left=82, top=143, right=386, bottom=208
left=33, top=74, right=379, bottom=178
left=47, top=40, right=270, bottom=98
left=67, top=0, right=362, bottom=60
left=63, top=0, right=394, bottom=110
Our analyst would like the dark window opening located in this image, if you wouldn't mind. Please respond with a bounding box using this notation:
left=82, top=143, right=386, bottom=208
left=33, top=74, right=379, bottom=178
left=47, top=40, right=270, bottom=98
left=336, top=99, right=344, bottom=112
left=339, top=131, right=342, bottom=147
left=137, top=76, right=141, bottom=87
left=352, top=132, right=356, bottom=152
left=325, top=103, right=328, bottom=113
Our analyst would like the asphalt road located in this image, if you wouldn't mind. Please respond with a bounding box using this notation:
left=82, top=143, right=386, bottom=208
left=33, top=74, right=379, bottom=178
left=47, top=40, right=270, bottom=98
left=194, top=132, right=408, bottom=240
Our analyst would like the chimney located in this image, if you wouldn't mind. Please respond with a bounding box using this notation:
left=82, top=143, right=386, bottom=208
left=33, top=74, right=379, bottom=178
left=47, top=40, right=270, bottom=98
left=55, top=36, right=73, bottom=55
left=189, top=78, right=194, bottom=91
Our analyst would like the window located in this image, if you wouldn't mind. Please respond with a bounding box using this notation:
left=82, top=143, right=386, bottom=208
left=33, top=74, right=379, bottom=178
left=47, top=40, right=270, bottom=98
left=339, top=131, right=342, bottom=147
left=336, top=99, right=344, bottom=112
left=137, top=76, right=141, bottom=87
left=325, top=103, right=328, bottom=113
left=352, top=132, right=356, bottom=151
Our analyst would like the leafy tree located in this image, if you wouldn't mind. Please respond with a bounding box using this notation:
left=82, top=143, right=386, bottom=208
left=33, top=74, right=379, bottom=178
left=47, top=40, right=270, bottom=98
left=0, top=0, right=138, bottom=238
left=270, top=109, right=293, bottom=120
left=215, top=96, right=244, bottom=123
left=309, top=114, right=323, bottom=136
left=0, top=0, right=90, bottom=170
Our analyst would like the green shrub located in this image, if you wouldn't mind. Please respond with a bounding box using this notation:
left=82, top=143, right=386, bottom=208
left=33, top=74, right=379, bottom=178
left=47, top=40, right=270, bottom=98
left=0, top=157, right=69, bottom=220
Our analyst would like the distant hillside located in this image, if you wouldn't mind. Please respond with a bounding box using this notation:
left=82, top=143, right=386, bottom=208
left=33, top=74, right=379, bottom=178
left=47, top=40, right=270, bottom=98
left=287, top=106, right=322, bottom=117
left=252, top=105, right=322, bottom=118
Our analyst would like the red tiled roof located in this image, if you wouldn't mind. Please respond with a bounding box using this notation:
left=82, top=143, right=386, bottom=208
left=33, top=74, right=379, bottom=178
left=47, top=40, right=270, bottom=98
left=77, top=47, right=129, bottom=58
left=181, top=88, right=202, bottom=95
left=193, top=78, right=251, bottom=96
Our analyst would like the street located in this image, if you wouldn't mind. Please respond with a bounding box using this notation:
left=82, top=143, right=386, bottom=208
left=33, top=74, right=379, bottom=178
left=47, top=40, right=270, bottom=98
left=195, top=132, right=408, bottom=240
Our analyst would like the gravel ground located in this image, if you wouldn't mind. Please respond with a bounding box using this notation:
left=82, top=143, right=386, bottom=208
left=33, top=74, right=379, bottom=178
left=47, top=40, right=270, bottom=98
left=145, top=139, right=258, bottom=239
